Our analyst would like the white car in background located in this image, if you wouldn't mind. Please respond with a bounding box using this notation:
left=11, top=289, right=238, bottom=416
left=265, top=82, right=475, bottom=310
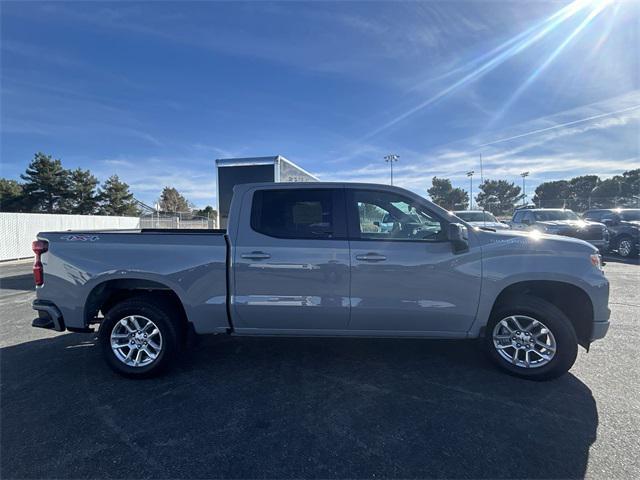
left=454, top=210, right=511, bottom=230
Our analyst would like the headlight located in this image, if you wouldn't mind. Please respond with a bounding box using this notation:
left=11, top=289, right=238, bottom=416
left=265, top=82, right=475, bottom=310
left=590, top=253, right=603, bottom=271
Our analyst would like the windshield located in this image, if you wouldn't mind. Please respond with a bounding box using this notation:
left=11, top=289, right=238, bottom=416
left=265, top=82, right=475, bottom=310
left=534, top=210, right=579, bottom=221
left=456, top=211, right=498, bottom=222
left=620, top=210, right=640, bottom=221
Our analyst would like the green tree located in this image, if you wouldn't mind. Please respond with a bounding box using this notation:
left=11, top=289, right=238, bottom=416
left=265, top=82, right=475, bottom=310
left=0, top=178, right=25, bottom=212
left=427, top=177, right=469, bottom=210
left=621, top=168, right=640, bottom=206
left=532, top=180, right=570, bottom=208
left=567, top=175, right=599, bottom=211
left=67, top=168, right=100, bottom=214
left=194, top=205, right=217, bottom=218
left=476, top=179, right=523, bottom=215
left=98, top=175, right=139, bottom=216
left=158, top=187, right=191, bottom=212
left=20, top=152, right=71, bottom=213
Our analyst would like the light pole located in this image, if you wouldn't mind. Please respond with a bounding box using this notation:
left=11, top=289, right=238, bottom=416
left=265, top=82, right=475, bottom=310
left=466, top=170, right=475, bottom=210
left=520, top=171, right=529, bottom=205
left=384, top=154, right=399, bottom=186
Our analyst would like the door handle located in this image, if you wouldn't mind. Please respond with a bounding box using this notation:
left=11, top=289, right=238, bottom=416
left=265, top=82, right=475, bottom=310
left=355, top=253, right=387, bottom=262
left=241, top=251, right=271, bottom=260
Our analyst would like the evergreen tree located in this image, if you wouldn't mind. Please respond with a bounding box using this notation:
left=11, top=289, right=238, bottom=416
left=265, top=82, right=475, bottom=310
left=20, top=153, right=70, bottom=213
left=158, top=187, right=191, bottom=212
left=427, top=177, right=469, bottom=210
left=98, top=175, right=139, bottom=216
left=532, top=180, right=570, bottom=208
left=67, top=168, right=100, bottom=214
left=0, top=178, right=25, bottom=212
left=476, top=179, right=524, bottom=215
left=567, top=175, right=599, bottom=211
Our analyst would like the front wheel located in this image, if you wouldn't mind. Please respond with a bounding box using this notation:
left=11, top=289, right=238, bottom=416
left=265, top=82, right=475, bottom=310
left=99, top=296, right=181, bottom=378
left=485, top=295, right=578, bottom=381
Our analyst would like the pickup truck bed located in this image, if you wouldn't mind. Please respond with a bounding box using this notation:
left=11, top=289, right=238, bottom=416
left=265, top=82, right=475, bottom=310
left=34, top=229, right=231, bottom=335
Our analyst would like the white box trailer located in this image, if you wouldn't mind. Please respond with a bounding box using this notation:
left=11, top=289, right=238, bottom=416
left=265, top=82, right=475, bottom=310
left=215, top=156, right=318, bottom=228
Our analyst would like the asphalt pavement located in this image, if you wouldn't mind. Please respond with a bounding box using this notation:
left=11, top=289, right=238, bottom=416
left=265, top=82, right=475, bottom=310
left=1, top=257, right=638, bottom=479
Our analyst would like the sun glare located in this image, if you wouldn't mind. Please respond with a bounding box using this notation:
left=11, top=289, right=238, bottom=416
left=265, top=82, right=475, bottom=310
left=364, top=0, right=618, bottom=139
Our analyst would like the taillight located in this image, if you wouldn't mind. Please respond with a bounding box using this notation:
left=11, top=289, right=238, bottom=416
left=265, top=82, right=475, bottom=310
left=32, top=240, right=48, bottom=286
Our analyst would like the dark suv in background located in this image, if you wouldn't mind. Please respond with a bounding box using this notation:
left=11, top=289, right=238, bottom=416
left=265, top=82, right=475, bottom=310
left=510, top=206, right=609, bottom=251
left=583, top=209, right=640, bottom=258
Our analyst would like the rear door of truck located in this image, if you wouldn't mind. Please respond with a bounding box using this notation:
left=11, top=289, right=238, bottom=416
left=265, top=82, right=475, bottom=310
left=230, top=185, right=350, bottom=333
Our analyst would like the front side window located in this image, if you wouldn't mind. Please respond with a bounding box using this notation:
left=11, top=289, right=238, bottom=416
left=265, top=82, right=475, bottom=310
left=353, top=190, right=444, bottom=241
left=251, top=189, right=337, bottom=239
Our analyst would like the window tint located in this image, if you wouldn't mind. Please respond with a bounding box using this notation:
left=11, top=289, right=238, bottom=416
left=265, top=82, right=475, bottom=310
left=513, top=211, right=524, bottom=223
left=533, top=210, right=579, bottom=221
left=620, top=210, right=640, bottom=221
left=353, top=190, right=444, bottom=241
left=584, top=211, right=603, bottom=221
left=251, top=189, right=337, bottom=239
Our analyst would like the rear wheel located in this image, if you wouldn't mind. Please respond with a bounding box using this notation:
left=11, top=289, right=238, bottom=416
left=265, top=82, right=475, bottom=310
left=616, top=235, right=637, bottom=258
left=99, top=297, right=181, bottom=378
left=485, top=295, right=578, bottom=381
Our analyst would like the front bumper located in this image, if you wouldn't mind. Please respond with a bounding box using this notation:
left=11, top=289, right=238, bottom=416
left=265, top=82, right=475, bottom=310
left=32, top=300, right=65, bottom=332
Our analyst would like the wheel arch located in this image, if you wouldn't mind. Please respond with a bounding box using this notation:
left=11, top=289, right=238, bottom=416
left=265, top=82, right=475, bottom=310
left=84, top=278, right=188, bottom=331
left=488, top=280, right=594, bottom=349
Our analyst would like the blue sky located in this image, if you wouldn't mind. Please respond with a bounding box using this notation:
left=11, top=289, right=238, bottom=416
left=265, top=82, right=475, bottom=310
left=1, top=0, right=638, bottom=208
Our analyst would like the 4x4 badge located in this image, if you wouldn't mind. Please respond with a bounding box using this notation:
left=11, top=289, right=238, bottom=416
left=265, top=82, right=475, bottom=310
left=60, top=235, right=99, bottom=242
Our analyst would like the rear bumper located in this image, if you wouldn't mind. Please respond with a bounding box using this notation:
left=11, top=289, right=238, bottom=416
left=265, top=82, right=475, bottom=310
left=591, top=321, right=610, bottom=341
left=32, top=300, right=65, bottom=332
left=587, top=239, right=609, bottom=250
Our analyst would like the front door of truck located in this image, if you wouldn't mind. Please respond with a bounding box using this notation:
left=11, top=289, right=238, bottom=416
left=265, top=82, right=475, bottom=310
left=232, top=187, right=350, bottom=333
left=346, top=188, right=481, bottom=334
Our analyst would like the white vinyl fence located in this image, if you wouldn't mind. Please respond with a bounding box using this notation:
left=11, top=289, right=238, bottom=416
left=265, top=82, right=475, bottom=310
left=0, top=213, right=140, bottom=261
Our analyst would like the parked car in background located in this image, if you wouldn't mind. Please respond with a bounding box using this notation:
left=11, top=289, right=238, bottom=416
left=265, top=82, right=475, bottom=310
left=583, top=208, right=640, bottom=258
left=453, top=210, right=511, bottom=230
left=510, top=206, right=609, bottom=251
left=31, top=183, right=610, bottom=381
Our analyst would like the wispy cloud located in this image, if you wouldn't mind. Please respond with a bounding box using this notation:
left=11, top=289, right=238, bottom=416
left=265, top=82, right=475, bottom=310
left=316, top=91, right=640, bottom=194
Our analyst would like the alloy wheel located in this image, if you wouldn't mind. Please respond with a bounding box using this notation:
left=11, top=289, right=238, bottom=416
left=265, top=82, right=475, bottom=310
left=618, top=239, right=632, bottom=257
left=110, top=315, right=163, bottom=367
left=492, top=315, right=556, bottom=369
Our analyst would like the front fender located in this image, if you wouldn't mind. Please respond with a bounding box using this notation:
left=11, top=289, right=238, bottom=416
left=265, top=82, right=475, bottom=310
left=467, top=236, right=608, bottom=337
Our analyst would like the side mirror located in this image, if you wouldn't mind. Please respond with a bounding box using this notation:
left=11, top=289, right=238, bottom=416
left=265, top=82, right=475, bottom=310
left=448, top=223, right=469, bottom=253
left=373, top=221, right=380, bottom=227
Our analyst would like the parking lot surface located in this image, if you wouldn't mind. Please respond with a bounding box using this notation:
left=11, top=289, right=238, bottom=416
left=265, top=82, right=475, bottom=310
left=1, top=258, right=639, bottom=479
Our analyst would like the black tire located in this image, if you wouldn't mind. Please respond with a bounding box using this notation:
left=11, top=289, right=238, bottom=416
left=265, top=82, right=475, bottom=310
left=616, top=235, right=637, bottom=258
left=484, top=295, right=578, bottom=381
left=99, top=296, right=182, bottom=378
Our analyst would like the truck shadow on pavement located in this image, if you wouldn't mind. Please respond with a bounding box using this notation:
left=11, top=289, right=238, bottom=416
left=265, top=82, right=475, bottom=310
left=0, top=273, right=35, bottom=292
left=1, top=333, right=598, bottom=479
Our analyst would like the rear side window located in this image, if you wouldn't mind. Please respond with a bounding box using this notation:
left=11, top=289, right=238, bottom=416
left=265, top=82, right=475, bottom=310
left=251, top=189, right=342, bottom=239
left=584, top=211, right=604, bottom=221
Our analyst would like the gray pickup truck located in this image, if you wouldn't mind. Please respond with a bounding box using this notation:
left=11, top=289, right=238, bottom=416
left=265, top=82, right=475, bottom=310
left=31, top=182, right=610, bottom=380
